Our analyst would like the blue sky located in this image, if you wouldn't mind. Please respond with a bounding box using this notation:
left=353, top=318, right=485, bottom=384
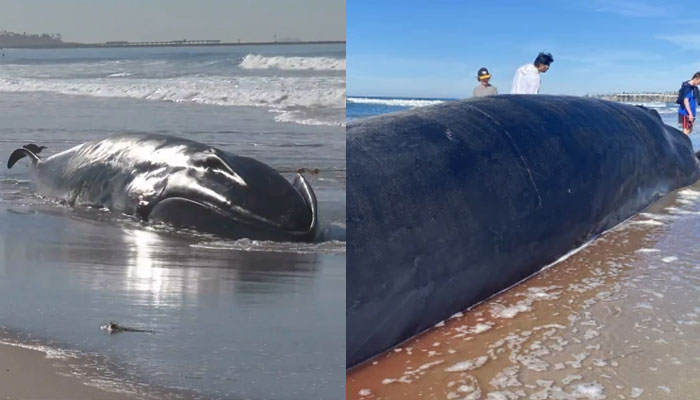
left=348, top=0, right=700, bottom=98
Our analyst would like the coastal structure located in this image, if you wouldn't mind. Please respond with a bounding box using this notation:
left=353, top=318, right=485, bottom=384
left=0, top=30, right=64, bottom=47
left=101, top=39, right=221, bottom=47
left=0, top=29, right=344, bottom=48
left=591, top=92, right=676, bottom=103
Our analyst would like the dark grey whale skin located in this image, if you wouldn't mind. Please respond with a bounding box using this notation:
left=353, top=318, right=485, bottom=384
left=8, top=133, right=318, bottom=242
left=346, top=95, right=700, bottom=368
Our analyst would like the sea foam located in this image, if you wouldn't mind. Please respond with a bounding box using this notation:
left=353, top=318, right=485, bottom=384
left=239, top=54, right=345, bottom=71
left=347, top=97, right=445, bottom=108
left=0, top=76, right=345, bottom=126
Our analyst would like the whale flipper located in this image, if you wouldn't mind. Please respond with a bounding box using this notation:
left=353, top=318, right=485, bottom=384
left=7, top=148, right=40, bottom=169
left=293, top=173, right=318, bottom=237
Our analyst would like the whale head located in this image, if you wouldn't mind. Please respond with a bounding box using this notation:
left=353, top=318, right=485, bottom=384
left=138, top=148, right=318, bottom=242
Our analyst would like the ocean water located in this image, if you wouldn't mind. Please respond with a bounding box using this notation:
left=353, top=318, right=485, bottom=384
left=1, top=44, right=345, bottom=127
left=0, top=44, right=345, bottom=399
left=346, top=96, right=447, bottom=120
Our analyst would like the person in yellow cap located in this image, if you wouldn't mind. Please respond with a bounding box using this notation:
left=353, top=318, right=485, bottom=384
left=473, top=67, right=498, bottom=98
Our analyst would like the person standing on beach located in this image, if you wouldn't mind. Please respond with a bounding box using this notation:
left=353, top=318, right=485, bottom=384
left=677, top=72, right=700, bottom=135
left=473, top=67, right=498, bottom=97
left=510, top=52, right=554, bottom=94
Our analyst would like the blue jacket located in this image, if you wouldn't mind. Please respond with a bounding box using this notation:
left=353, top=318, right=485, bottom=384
left=678, top=81, right=697, bottom=116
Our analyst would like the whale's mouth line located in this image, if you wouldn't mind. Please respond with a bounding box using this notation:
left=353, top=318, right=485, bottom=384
left=146, top=174, right=318, bottom=237
left=154, top=197, right=313, bottom=234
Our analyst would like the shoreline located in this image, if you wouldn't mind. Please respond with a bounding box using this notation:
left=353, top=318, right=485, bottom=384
left=0, top=341, right=137, bottom=399
left=0, top=325, right=197, bottom=400
left=0, top=40, right=345, bottom=50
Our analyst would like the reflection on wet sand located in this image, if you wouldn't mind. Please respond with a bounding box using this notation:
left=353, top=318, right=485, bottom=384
left=348, top=184, right=700, bottom=400
left=0, top=212, right=321, bottom=304
left=120, top=228, right=319, bottom=307
left=124, top=229, right=169, bottom=306
left=0, top=201, right=341, bottom=399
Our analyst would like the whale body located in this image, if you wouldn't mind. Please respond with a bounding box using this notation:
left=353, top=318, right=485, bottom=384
left=346, top=95, right=700, bottom=368
left=8, top=133, right=317, bottom=242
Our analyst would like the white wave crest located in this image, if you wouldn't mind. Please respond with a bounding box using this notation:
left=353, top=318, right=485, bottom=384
left=272, top=109, right=346, bottom=127
left=347, top=97, right=445, bottom=107
left=106, top=72, right=133, bottom=78
left=0, top=338, right=80, bottom=359
left=0, top=75, right=344, bottom=108
left=621, top=101, right=677, bottom=114
left=239, top=54, right=345, bottom=71
left=0, top=76, right=345, bottom=126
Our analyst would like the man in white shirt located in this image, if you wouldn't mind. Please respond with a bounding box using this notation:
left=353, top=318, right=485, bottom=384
left=511, top=52, right=554, bottom=94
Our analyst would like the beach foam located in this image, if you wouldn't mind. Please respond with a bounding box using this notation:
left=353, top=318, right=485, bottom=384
left=0, top=76, right=345, bottom=125
left=239, top=54, right=345, bottom=71
left=0, top=339, right=79, bottom=360
left=347, top=97, right=445, bottom=107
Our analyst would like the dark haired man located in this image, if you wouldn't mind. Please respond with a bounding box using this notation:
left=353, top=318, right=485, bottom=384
left=511, top=52, right=554, bottom=94
left=678, top=72, right=700, bottom=135
left=473, top=67, right=498, bottom=97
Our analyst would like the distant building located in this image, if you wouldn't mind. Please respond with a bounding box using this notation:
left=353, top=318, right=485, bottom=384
left=596, top=92, right=676, bottom=103
left=0, top=30, right=64, bottom=47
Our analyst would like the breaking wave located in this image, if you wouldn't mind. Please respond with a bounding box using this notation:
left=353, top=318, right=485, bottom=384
left=0, top=75, right=345, bottom=110
left=347, top=97, right=445, bottom=107
left=239, top=54, right=345, bottom=71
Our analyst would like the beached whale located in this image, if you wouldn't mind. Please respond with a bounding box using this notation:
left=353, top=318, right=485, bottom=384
left=346, top=95, right=700, bottom=368
left=8, top=133, right=317, bottom=242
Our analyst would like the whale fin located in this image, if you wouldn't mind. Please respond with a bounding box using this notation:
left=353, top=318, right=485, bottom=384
left=22, top=144, right=47, bottom=154
left=7, top=148, right=40, bottom=169
left=292, top=173, right=318, bottom=238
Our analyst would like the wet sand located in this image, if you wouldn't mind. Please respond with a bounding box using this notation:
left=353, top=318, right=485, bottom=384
left=0, top=342, right=135, bottom=399
left=348, top=183, right=700, bottom=400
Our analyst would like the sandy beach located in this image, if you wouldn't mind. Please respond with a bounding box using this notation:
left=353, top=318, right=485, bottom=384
left=0, top=342, right=136, bottom=400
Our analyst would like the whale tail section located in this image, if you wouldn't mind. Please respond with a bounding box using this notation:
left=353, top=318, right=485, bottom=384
left=22, top=144, right=46, bottom=154
left=7, top=147, right=41, bottom=169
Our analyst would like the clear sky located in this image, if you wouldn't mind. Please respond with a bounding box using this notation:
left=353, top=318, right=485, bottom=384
left=348, top=0, right=700, bottom=98
left=0, top=0, right=345, bottom=43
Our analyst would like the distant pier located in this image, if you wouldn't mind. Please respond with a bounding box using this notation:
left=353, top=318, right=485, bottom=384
left=594, top=92, right=676, bottom=103
left=90, top=39, right=344, bottom=48
left=100, top=39, right=221, bottom=47
left=0, top=30, right=345, bottom=49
